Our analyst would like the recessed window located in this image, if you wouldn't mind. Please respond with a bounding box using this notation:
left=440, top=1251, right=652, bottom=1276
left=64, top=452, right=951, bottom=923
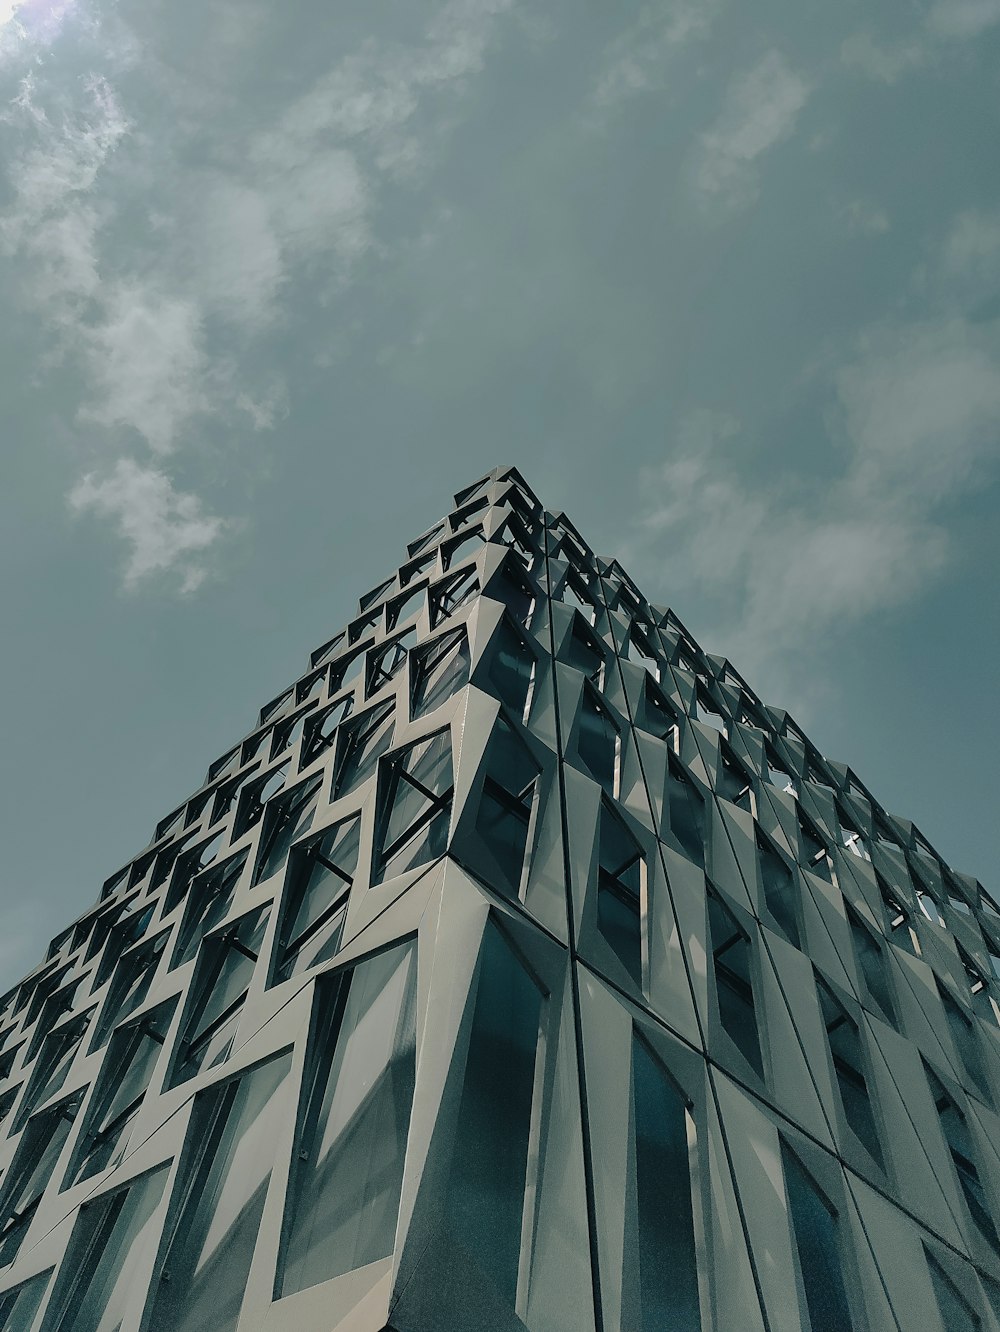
left=11, top=1013, right=90, bottom=1133
left=253, top=774, right=324, bottom=886
left=366, top=629, right=417, bottom=697
left=167, top=907, right=269, bottom=1089
left=43, top=1163, right=169, bottom=1332
left=372, top=730, right=454, bottom=885
left=430, top=567, right=480, bottom=625
left=485, top=558, right=535, bottom=627
left=471, top=719, right=540, bottom=898
left=146, top=1051, right=292, bottom=1332
left=270, top=816, right=361, bottom=985
left=926, top=1063, right=999, bottom=1251
left=387, top=583, right=426, bottom=630
left=0, top=1091, right=83, bottom=1266
left=816, top=977, right=884, bottom=1168
left=597, top=801, right=644, bottom=987
left=299, top=694, right=353, bottom=768
left=799, top=813, right=833, bottom=884
left=846, top=908, right=896, bottom=1025
left=171, top=850, right=248, bottom=969
left=666, top=755, right=704, bottom=867
left=780, top=1142, right=855, bottom=1332
left=937, top=983, right=991, bottom=1102
left=578, top=690, right=619, bottom=797
left=443, top=526, right=485, bottom=570
left=66, top=999, right=176, bottom=1186
left=234, top=762, right=290, bottom=838
left=0, top=1269, right=51, bottom=1330
left=925, top=1248, right=982, bottom=1332
left=708, top=891, right=763, bottom=1077
left=333, top=702, right=395, bottom=799
left=277, top=943, right=417, bottom=1298
left=756, top=831, right=799, bottom=947
left=487, top=619, right=536, bottom=721
left=566, top=618, right=604, bottom=685
left=410, top=627, right=470, bottom=719
left=92, top=932, right=168, bottom=1049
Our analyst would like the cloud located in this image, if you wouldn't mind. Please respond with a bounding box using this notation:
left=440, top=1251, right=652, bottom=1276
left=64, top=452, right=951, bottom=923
left=69, top=459, right=229, bottom=593
left=629, top=315, right=1000, bottom=686
left=843, top=0, right=1000, bottom=84
left=593, top=0, right=718, bottom=110
left=842, top=199, right=890, bottom=236
left=693, top=51, right=810, bottom=212
left=839, top=33, right=924, bottom=84
left=926, top=0, right=1000, bottom=38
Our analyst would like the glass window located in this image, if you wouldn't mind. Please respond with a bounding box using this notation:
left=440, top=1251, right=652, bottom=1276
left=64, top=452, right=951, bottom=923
left=486, top=560, right=534, bottom=627
left=11, top=1014, right=89, bottom=1133
left=667, top=756, right=704, bottom=867
left=597, top=802, right=644, bottom=986
left=708, top=892, right=763, bottom=1077
left=92, top=932, right=168, bottom=1049
left=440, top=923, right=545, bottom=1307
left=846, top=909, right=896, bottom=1025
left=167, top=908, right=269, bottom=1089
left=757, top=831, right=799, bottom=947
left=430, top=568, right=480, bottom=626
left=67, top=1000, right=176, bottom=1187
left=578, top=691, right=618, bottom=797
left=937, top=984, right=991, bottom=1103
left=443, top=527, right=485, bottom=570
left=253, top=775, right=324, bottom=886
left=270, top=817, right=362, bottom=985
left=373, top=731, right=454, bottom=886
left=631, top=1036, right=700, bottom=1330
left=799, top=814, right=834, bottom=884
left=410, top=628, right=470, bottom=719
left=566, top=619, right=604, bottom=684
left=487, top=620, right=535, bottom=720
left=925, top=1250, right=981, bottom=1332
left=815, top=979, right=883, bottom=1168
left=927, top=1063, right=999, bottom=1250
left=0, top=1092, right=82, bottom=1267
left=387, top=584, right=426, bottom=630
left=367, top=630, right=418, bottom=698
left=472, top=719, right=539, bottom=898
left=171, top=850, right=248, bottom=969
left=145, top=1052, right=292, bottom=1332
left=780, top=1142, right=855, bottom=1332
left=44, top=1163, right=169, bottom=1332
left=334, top=702, right=395, bottom=798
left=0, top=1268, right=51, bottom=1332
left=300, top=694, right=353, bottom=768
left=234, top=762, right=290, bottom=838
left=277, top=943, right=417, bottom=1297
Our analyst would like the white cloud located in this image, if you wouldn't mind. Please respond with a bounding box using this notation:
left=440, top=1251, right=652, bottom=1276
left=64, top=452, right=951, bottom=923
left=839, top=33, right=924, bottom=84
left=593, top=0, right=718, bottom=110
left=69, top=459, right=229, bottom=593
left=927, top=0, right=1000, bottom=38
left=694, top=51, right=810, bottom=212
left=842, top=199, right=890, bottom=236
left=843, top=0, right=1000, bottom=84
left=630, top=315, right=1000, bottom=684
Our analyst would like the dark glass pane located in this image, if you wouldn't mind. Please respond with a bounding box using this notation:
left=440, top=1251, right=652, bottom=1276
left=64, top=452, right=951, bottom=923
left=442, top=923, right=544, bottom=1306
left=172, top=851, right=248, bottom=969
left=597, top=805, right=643, bottom=985
left=145, top=1052, right=292, bottom=1332
left=273, top=817, right=361, bottom=985
left=411, top=629, right=470, bottom=719
left=578, top=693, right=617, bottom=796
left=781, top=1143, right=854, bottom=1332
left=667, top=760, right=704, bottom=867
left=632, top=1037, right=700, bottom=1331
left=0, top=1269, right=50, bottom=1331
left=847, top=912, right=895, bottom=1024
left=757, top=835, right=799, bottom=947
left=708, top=894, right=763, bottom=1077
left=488, top=622, right=534, bottom=718
left=253, top=776, right=323, bottom=885
left=373, top=731, right=454, bottom=886
left=0, top=1096, right=81, bottom=1268
left=278, top=944, right=417, bottom=1296
left=46, top=1164, right=169, bottom=1332
left=817, top=982, right=883, bottom=1169
left=925, top=1251, right=981, bottom=1332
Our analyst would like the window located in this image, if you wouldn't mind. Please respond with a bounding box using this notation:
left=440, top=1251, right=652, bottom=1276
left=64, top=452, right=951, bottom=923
left=270, top=817, right=361, bottom=985
left=631, top=1036, right=700, bottom=1330
left=164, top=832, right=225, bottom=915
left=938, top=983, right=991, bottom=1102
left=387, top=583, right=425, bottom=630
left=628, top=624, right=660, bottom=677
left=927, top=1063, right=999, bottom=1250
left=597, top=802, right=644, bottom=987
left=253, top=774, right=324, bottom=886
left=667, top=755, right=704, bottom=867
left=366, top=629, right=417, bottom=697
left=443, top=526, right=485, bottom=570
left=277, top=943, right=417, bottom=1297
left=471, top=719, right=540, bottom=898
left=695, top=686, right=726, bottom=734
left=708, top=891, right=763, bottom=1077
left=11, top=1013, right=89, bottom=1133
left=300, top=694, right=353, bottom=767
left=799, top=814, right=834, bottom=884
left=430, top=567, right=480, bottom=625
left=718, top=744, right=754, bottom=813
left=167, top=907, right=270, bottom=1089
left=333, top=701, right=395, bottom=798
left=925, top=1249, right=982, bottom=1332
left=440, top=922, right=545, bottom=1308
left=171, top=850, right=248, bottom=968
left=781, top=1142, right=855, bottom=1332
left=0, top=1269, right=51, bottom=1330
left=846, top=908, right=896, bottom=1025
left=485, top=559, right=534, bottom=627
left=92, top=932, right=168, bottom=1049
left=756, top=831, right=799, bottom=947
left=577, top=690, right=619, bottom=797
left=410, top=627, right=470, bottom=719
left=145, top=1052, right=292, bottom=1332
left=566, top=619, right=604, bottom=685
left=765, top=745, right=797, bottom=797
left=877, top=875, right=917, bottom=954
left=0, top=1092, right=82, bottom=1267
left=234, top=761, right=290, bottom=838
left=66, top=1000, right=176, bottom=1187
left=815, top=978, right=883, bottom=1169
left=637, top=677, right=678, bottom=744
left=94, top=903, right=154, bottom=987
left=487, top=620, right=536, bottom=720
left=373, top=730, right=454, bottom=885
left=43, top=1163, right=169, bottom=1332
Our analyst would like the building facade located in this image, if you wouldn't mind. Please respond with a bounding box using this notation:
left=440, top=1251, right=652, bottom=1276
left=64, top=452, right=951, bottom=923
left=0, top=465, right=998, bottom=1332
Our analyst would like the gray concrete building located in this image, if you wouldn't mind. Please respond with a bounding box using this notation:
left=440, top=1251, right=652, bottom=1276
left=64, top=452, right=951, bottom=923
left=0, top=466, right=997, bottom=1331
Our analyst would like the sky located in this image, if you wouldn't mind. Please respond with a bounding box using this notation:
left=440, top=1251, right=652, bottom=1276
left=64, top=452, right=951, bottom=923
left=0, top=0, right=998, bottom=990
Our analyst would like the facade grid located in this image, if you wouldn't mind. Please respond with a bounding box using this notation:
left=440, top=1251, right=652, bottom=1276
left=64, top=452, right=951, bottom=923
left=0, top=465, right=998, bottom=1331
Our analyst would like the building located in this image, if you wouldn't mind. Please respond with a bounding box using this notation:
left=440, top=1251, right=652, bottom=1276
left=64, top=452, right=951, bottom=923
left=0, top=465, right=998, bottom=1332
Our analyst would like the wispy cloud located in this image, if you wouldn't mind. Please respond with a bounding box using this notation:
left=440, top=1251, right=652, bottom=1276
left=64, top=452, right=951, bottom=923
left=0, top=0, right=519, bottom=591
left=693, top=51, right=810, bottom=213
left=69, top=459, right=230, bottom=593
left=842, top=199, right=890, bottom=236
left=628, top=232, right=1000, bottom=693
left=593, top=0, right=719, bottom=111
left=843, top=0, right=1000, bottom=83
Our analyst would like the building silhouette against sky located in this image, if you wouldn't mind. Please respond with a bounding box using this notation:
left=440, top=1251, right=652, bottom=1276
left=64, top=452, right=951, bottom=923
left=0, top=465, right=998, bottom=1331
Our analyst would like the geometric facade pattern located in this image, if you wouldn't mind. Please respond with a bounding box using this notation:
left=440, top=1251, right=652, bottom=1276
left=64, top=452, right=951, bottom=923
left=1, top=464, right=999, bottom=1332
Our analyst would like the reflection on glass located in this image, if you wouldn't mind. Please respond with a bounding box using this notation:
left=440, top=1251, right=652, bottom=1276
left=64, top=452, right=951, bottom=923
left=278, top=944, right=417, bottom=1297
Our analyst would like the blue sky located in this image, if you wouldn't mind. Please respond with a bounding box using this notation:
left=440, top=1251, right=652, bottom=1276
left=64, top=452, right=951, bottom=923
left=0, top=0, right=998, bottom=988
